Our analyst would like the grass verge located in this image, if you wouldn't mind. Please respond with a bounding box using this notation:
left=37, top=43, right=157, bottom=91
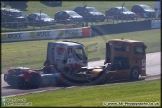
left=1, top=29, right=161, bottom=73
left=4, top=79, right=161, bottom=107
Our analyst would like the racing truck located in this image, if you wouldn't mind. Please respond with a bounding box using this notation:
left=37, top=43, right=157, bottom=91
left=4, top=39, right=147, bottom=88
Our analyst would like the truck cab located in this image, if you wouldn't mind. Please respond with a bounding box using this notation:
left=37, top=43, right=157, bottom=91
left=105, top=39, right=147, bottom=81
left=44, top=40, right=88, bottom=73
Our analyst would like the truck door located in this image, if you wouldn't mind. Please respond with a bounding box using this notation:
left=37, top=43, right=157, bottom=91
left=105, top=42, right=111, bottom=64
left=133, top=45, right=146, bottom=75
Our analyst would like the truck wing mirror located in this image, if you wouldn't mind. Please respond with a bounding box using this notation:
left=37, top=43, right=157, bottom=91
left=143, top=45, right=147, bottom=49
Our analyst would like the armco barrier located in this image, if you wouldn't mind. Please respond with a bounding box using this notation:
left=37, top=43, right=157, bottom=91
left=91, top=20, right=152, bottom=36
left=1, top=28, right=83, bottom=43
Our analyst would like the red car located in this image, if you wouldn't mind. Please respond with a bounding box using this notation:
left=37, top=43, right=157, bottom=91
left=4, top=67, right=61, bottom=89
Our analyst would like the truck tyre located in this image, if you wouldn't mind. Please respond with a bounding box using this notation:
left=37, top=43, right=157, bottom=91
left=11, top=83, right=19, bottom=89
left=29, top=74, right=41, bottom=89
left=10, top=77, right=23, bottom=89
left=130, top=67, right=139, bottom=80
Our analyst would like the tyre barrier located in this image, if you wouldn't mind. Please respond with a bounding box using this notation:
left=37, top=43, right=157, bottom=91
left=82, top=27, right=91, bottom=37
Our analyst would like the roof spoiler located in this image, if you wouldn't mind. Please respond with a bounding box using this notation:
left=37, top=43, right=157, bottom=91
left=63, top=40, right=84, bottom=46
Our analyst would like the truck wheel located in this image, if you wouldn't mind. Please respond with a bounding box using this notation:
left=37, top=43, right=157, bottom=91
left=10, top=77, right=23, bottom=89
left=29, top=74, right=41, bottom=89
left=10, top=82, right=19, bottom=88
left=130, top=67, right=139, bottom=80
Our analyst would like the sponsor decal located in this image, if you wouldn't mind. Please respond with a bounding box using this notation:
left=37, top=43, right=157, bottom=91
left=29, top=31, right=50, bottom=38
left=151, top=20, right=161, bottom=29
left=65, top=30, right=79, bottom=35
left=1, top=33, right=22, bottom=40
left=57, top=29, right=81, bottom=36
left=56, top=47, right=66, bottom=56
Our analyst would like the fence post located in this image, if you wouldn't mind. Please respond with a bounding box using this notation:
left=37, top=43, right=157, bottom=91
left=5, top=20, right=6, bottom=30
left=19, top=22, right=20, bottom=30
left=127, top=13, right=128, bottom=21
left=40, top=10, right=42, bottom=29
left=122, top=15, right=123, bottom=23
left=33, top=19, right=34, bottom=28
left=117, top=13, right=118, bottom=22
left=113, top=16, right=114, bottom=24
left=17, top=21, right=18, bottom=29
left=136, top=15, right=137, bottom=21
left=106, top=16, right=108, bottom=23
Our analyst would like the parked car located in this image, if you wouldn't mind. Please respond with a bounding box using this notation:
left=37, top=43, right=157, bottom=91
left=106, top=7, right=137, bottom=20
left=27, top=13, right=55, bottom=26
left=54, top=10, right=84, bottom=25
left=131, top=4, right=156, bottom=18
left=1, top=8, right=28, bottom=28
left=74, top=6, right=105, bottom=22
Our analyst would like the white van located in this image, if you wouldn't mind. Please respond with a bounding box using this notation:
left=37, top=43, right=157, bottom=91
left=154, top=1, right=161, bottom=18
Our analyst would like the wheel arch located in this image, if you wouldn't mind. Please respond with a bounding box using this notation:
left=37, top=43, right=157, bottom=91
left=130, top=65, right=141, bottom=74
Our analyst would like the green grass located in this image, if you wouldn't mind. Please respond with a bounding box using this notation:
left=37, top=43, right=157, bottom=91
left=1, top=29, right=161, bottom=73
left=1, top=1, right=156, bottom=32
left=5, top=79, right=161, bottom=107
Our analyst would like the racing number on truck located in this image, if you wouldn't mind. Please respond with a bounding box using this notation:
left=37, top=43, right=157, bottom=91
left=2, top=33, right=22, bottom=40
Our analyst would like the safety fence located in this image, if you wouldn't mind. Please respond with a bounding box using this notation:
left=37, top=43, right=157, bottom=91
left=1, top=19, right=84, bottom=28
left=105, top=12, right=158, bottom=23
left=1, top=19, right=160, bottom=43
left=1, top=27, right=91, bottom=43
left=1, top=14, right=160, bottom=33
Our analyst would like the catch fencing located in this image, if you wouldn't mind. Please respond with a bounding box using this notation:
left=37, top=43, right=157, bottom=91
left=1, top=19, right=160, bottom=43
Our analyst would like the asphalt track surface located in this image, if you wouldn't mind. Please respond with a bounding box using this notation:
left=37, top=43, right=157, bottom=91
left=1, top=52, right=161, bottom=97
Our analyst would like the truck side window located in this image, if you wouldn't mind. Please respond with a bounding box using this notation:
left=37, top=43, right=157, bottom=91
left=75, top=48, right=84, bottom=60
left=134, top=46, right=144, bottom=55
